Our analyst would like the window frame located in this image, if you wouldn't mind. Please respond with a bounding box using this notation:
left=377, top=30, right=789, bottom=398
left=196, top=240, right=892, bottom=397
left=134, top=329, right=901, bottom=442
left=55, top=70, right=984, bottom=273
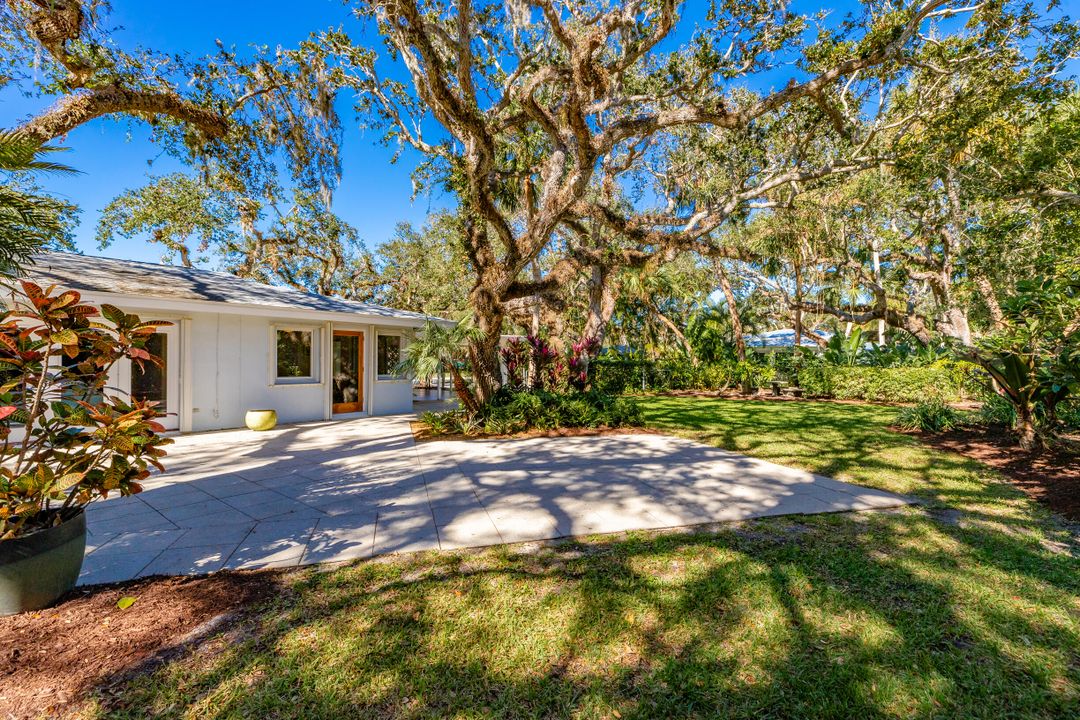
left=375, top=331, right=405, bottom=382
left=272, top=325, right=321, bottom=385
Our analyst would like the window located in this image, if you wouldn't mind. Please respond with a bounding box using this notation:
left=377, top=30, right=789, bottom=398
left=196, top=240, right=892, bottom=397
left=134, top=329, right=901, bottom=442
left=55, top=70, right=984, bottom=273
left=276, top=329, right=314, bottom=381
left=377, top=334, right=402, bottom=380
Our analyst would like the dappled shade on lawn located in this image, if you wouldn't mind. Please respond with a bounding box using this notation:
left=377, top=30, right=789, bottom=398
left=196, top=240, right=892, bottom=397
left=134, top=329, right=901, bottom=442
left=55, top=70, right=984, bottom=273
left=5, top=398, right=1078, bottom=719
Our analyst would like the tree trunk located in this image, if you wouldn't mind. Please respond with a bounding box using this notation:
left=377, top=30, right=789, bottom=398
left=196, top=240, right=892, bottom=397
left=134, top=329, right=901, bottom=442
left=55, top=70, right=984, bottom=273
left=1015, top=408, right=1038, bottom=452
left=974, top=274, right=1005, bottom=329
left=716, top=263, right=745, bottom=362
left=871, top=239, right=885, bottom=344
left=528, top=261, right=541, bottom=385
left=793, top=263, right=803, bottom=349
left=580, top=265, right=618, bottom=357
left=468, top=282, right=504, bottom=404
left=652, top=305, right=694, bottom=359
left=941, top=307, right=973, bottom=346
left=449, top=365, right=480, bottom=415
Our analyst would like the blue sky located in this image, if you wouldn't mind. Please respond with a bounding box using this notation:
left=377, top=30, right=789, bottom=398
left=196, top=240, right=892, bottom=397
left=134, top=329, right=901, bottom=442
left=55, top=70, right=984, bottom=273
left=1, top=1, right=446, bottom=263
left=2, top=1, right=1075, bottom=266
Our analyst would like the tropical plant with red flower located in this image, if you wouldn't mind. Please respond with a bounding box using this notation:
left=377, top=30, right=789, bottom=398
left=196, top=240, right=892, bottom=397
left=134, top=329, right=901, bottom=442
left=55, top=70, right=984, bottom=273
left=525, top=334, right=560, bottom=391
left=500, top=338, right=531, bottom=390
left=567, top=337, right=600, bottom=391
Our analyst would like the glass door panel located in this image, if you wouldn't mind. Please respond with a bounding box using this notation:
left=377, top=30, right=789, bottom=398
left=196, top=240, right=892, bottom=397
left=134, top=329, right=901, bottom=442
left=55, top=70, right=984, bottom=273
left=130, top=329, right=178, bottom=430
left=132, top=332, right=167, bottom=408
left=332, top=332, right=363, bottom=413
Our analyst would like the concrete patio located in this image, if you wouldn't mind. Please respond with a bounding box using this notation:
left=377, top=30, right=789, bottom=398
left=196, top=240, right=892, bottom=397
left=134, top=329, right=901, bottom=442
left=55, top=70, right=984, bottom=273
left=80, top=415, right=911, bottom=585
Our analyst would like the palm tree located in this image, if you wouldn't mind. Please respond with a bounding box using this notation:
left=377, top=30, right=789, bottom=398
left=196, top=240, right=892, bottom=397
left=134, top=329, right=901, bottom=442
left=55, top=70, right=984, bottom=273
left=618, top=266, right=697, bottom=358
left=0, top=130, right=77, bottom=274
left=687, top=291, right=766, bottom=363
left=396, top=319, right=483, bottom=414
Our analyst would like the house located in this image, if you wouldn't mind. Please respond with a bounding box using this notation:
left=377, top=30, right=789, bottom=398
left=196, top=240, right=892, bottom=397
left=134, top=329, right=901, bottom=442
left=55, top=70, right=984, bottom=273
left=743, top=328, right=833, bottom=352
left=20, top=252, right=441, bottom=432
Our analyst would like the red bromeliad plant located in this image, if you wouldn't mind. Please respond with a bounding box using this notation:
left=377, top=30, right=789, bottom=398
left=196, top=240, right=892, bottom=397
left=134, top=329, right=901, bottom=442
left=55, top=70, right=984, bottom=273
left=567, top=337, right=600, bottom=392
left=526, top=334, right=561, bottom=391
left=0, top=281, right=173, bottom=540
left=501, top=334, right=562, bottom=391
left=500, top=338, right=530, bottom=390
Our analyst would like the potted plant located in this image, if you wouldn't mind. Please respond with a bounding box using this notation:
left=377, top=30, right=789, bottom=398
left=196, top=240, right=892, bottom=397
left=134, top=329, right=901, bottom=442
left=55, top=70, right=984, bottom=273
left=0, top=281, right=173, bottom=614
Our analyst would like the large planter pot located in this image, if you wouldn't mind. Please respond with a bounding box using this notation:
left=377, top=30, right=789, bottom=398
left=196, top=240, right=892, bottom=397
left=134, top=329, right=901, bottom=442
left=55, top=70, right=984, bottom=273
left=0, top=510, right=86, bottom=616
left=245, top=408, right=278, bottom=431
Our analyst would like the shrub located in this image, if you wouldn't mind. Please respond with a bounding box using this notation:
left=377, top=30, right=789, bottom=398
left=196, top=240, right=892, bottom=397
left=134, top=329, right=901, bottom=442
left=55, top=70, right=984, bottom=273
left=967, top=392, right=1079, bottom=432
left=799, top=362, right=978, bottom=404
left=591, top=357, right=775, bottom=394
left=972, top=393, right=1017, bottom=428
left=971, top=272, right=1079, bottom=449
left=732, top=360, right=776, bottom=390
left=502, top=334, right=562, bottom=391
left=450, top=412, right=482, bottom=436
left=895, top=400, right=962, bottom=433
left=0, top=283, right=173, bottom=540
left=420, top=389, right=643, bottom=437
left=419, top=410, right=454, bottom=435
left=592, top=358, right=645, bottom=395
left=1058, top=400, right=1080, bottom=430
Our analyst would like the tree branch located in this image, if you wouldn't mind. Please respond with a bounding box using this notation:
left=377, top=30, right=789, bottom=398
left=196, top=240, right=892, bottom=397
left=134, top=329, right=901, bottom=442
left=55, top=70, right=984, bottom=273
left=13, top=85, right=230, bottom=143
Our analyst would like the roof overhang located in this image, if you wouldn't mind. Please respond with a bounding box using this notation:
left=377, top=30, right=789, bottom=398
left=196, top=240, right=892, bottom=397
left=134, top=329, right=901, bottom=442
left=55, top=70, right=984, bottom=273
left=21, top=287, right=451, bottom=330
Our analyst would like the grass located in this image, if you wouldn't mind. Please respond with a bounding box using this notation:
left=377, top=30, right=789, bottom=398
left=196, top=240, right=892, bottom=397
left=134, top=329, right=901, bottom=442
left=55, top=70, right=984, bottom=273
left=79, top=398, right=1080, bottom=719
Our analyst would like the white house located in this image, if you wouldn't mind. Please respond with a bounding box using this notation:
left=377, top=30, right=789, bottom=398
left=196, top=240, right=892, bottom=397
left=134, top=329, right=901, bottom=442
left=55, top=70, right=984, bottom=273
left=21, top=253, right=440, bottom=432
left=744, top=328, right=833, bottom=352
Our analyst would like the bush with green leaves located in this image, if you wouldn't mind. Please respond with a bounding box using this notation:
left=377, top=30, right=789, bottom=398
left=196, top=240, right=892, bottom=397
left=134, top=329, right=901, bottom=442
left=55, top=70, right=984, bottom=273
left=1058, top=400, right=1080, bottom=430
left=591, top=356, right=775, bottom=395
left=420, top=389, right=643, bottom=437
left=894, top=400, right=963, bottom=433
left=798, top=362, right=978, bottom=404
left=861, top=340, right=955, bottom=368
left=0, top=282, right=173, bottom=540
left=822, top=328, right=866, bottom=366
left=971, top=272, right=1079, bottom=450
left=418, top=410, right=454, bottom=435
left=973, top=392, right=1017, bottom=428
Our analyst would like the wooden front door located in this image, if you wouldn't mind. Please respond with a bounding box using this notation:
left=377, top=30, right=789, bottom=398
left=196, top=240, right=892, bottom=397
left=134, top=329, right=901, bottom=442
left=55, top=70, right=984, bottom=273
left=331, top=331, right=364, bottom=414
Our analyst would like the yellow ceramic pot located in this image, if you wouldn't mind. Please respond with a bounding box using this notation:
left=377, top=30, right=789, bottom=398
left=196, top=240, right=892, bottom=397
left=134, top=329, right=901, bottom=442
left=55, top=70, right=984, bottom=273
left=245, top=409, right=278, bottom=431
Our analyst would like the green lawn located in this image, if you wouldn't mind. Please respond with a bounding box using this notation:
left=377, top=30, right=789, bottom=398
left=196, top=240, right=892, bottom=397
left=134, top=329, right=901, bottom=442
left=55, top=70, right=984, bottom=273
left=83, top=398, right=1080, bottom=719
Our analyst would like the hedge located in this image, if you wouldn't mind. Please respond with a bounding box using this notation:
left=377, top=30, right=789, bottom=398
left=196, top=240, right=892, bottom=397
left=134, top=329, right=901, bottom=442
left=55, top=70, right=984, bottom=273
left=591, top=358, right=775, bottom=394
left=420, top=389, right=643, bottom=437
left=798, top=362, right=981, bottom=403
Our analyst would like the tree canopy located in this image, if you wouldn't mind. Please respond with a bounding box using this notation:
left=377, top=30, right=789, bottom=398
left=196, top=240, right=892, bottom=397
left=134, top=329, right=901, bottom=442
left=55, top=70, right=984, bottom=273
left=2, top=0, right=1077, bottom=425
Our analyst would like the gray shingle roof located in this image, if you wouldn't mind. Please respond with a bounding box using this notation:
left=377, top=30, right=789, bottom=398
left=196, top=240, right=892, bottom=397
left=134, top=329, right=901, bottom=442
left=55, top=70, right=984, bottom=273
left=744, top=329, right=833, bottom=348
left=25, top=252, right=436, bottom=324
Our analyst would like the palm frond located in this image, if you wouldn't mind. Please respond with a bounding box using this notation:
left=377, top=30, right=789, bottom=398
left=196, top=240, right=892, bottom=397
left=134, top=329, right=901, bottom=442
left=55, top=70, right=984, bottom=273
left=0, top=130, right=79, bottom=175
left=0, top=132, right=79, bottom=273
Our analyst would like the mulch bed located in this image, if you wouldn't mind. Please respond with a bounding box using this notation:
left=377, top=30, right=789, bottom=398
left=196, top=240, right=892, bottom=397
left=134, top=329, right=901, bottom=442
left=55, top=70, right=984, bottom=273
left=914, top=426, right=1080, bottom=521
left=0, top=571, right=279, bottom=719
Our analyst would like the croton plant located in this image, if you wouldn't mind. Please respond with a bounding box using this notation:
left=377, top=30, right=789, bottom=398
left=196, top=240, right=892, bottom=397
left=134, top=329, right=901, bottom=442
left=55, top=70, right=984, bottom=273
left=0, top=281, right=173, bottom=540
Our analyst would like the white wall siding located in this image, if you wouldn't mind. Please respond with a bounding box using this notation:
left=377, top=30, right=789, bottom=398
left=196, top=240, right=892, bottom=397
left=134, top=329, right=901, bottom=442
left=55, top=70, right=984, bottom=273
left=187, top=314, right=328, bottom=431
left=40, top=295, right=423, bottom=432
left=369, top=327, right=413, bottom=415
left=371, top=380, right=413, bottom=415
